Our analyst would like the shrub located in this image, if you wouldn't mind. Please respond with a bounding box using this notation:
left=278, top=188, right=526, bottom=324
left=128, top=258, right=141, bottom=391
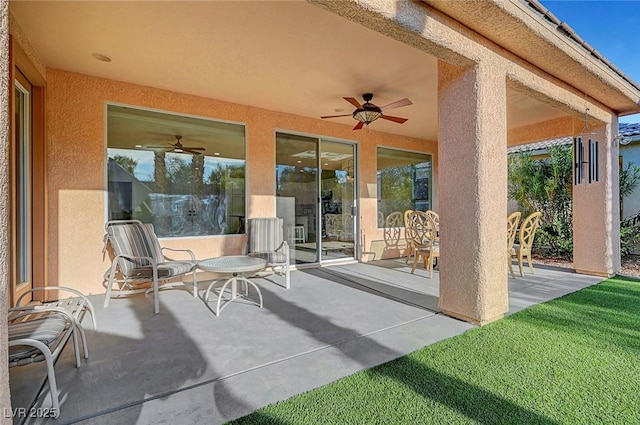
left=508, top=145, right=573, bottom=259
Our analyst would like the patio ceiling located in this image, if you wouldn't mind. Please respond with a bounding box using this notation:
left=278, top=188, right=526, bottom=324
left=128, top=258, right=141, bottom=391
left=10, top=1, right=566, bottom=142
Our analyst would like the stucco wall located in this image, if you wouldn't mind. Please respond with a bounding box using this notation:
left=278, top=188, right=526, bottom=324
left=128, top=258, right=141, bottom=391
left=1, top=0, right=11, bottom=420
left=45, top=69, right=437, bottom=295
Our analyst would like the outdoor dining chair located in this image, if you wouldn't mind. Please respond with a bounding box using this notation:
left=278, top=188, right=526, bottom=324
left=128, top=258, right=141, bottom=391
left=507, top=211, right=522, bottom=278
left=103, top=220, right=198, bottom=314
left=425, top=210, right=440, bottom=240
left=403, top=209, right=414, bottom=263
left=510, top=211, right=542, bottom=276
left=246, top=217, right=291, bottom=289
left=407, top=211, right=440, bottom=278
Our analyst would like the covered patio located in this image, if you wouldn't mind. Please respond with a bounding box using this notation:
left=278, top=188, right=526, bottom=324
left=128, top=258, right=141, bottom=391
left=10, top=261, right=602, bottom=424
left=4, top=0, right=640, bottom=420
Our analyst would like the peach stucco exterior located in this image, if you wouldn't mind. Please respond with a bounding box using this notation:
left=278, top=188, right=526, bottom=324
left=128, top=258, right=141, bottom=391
left=3, top=0, right=640, bottom=417
left=1, top=0, right=10, bottom=417
left=45, top=69, right=437, bottom=296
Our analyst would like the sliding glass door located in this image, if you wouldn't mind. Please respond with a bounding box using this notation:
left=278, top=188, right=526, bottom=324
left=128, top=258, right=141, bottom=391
left=276, top=132, right=357, bottom=265
left=320, top=141, right=356, bottom=261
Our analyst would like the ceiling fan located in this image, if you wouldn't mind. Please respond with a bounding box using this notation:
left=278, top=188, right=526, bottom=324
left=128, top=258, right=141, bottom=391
left=321, top=93, right=412, bottom=130
left=144, top=135, right=206, bottom=155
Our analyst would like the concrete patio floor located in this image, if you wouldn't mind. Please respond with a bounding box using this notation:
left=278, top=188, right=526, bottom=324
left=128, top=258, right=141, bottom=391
left=9, top=259, right=603, bottom=424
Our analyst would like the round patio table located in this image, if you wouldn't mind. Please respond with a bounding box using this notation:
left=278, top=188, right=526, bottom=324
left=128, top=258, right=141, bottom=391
left=199, top=256, right=267, bottom=316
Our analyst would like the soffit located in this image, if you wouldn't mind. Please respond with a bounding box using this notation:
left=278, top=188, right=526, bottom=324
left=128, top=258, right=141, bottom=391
left=10, top=0, right=566, bottom=141
left=422, top=0, right=640, bottom=115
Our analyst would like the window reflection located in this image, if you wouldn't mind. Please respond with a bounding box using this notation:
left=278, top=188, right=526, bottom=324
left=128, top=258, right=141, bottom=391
left=107, top=105, right=246, bottom=237
left=377, top=147, right=432, bottom=228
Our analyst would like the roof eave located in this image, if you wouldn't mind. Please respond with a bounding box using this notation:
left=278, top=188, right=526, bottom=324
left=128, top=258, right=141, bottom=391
left=422, top=0, right=640, bottom=115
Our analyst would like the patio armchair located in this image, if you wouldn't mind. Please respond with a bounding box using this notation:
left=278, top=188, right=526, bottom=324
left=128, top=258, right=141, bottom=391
left=15, top=286, right=97, bottom=360
left=103, top=220, right=198, bottom=314
left=246, top=217, right=290, bottom=289
left=510, top=211, right=542, bottom=276
left=507, top=211, right=522, bottom=278
left=8, top=304, right=83, bottom=417
left=407, top=211, right=440, bottom=278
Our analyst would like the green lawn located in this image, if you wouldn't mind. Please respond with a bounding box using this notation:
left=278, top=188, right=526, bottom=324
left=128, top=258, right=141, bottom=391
left=231, top=276, right=640, bottom=425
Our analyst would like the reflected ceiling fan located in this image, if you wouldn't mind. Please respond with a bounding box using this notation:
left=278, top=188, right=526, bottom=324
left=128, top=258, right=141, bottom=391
left=321, top=93, right=412, bottom=130
left=144, top=135, right=206, bottom=155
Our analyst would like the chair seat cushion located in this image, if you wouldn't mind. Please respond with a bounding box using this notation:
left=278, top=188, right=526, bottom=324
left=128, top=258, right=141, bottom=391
left=248, top=251, right=288, bottom=264
left=130, top=261, right=195, bottom=279
left=9, top=314, right=69, bottom=363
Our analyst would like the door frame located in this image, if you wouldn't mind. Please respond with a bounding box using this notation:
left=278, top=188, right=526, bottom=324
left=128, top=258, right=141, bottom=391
left=10, top=36, right=46, bottom=306
left=318, top=138, right=358, bottom=264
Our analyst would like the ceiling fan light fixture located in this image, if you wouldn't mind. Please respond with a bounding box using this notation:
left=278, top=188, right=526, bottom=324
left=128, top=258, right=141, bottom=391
left=353, top=109, right=382, bottom=124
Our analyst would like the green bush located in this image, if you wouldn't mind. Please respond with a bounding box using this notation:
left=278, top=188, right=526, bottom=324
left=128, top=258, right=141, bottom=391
left=508, top=145, right=573, bottom=259
left=509, top=146, right=640, bottom=260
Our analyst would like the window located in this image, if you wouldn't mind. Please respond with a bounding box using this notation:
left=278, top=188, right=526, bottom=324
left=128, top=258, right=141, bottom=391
left=107, top=105, right=246, bottom=237
left=377, top=147, right=432, bottom=227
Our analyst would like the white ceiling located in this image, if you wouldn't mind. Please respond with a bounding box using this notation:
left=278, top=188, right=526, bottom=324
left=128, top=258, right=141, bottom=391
left=10, top=0, right=566, bottom=141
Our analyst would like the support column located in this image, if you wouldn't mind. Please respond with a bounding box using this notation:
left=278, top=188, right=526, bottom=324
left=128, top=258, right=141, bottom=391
left=573, top=119, right=620, bottom=277
left=437, top=60, right=508, bottom=325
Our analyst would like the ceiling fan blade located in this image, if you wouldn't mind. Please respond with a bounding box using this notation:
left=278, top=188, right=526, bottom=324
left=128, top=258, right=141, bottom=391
left=143, top=145, right=171, bottom=152
left=380, top=98, right=413, bottom=110
left=321, top=114, right=353, bottom=119
left=184, top=146, right=206, bottom=150
left=183, top=148, right=203, bottom=155
left=343, top=97, right=363, bottom=109
left=380, top=114, right=408, bottom=124
left=353, top=121, right=364, bottom=130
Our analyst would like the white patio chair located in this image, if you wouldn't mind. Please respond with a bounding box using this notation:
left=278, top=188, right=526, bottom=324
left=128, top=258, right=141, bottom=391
left=246, top=217, right=290, bottom=289
left=15, top=286, right=97, bottom=360
left=103, top=220, right=197, bottom=314
left=8, top=305, right=83, bottom=417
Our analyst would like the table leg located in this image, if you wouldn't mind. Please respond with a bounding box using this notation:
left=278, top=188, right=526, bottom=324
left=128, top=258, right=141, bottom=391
left=240, top=275, right=263, bottom=308
left=203, top=272, right=262, bottom=316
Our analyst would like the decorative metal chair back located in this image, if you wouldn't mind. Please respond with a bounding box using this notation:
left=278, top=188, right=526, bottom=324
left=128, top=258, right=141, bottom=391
left=519, top=211, right=542, bottom=251
left=407, top=211, right=438, bottom=250
left=507, top=211, right=521, bottom=250
left=384, top=211, right=403, bottom=247
left=403, top=209, right=414, bottom=262
left=424, top=210, right=440, bottom=241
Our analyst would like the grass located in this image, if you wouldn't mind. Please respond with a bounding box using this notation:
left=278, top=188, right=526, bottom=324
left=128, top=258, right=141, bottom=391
left=231, top=276, right=640, bottom=425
